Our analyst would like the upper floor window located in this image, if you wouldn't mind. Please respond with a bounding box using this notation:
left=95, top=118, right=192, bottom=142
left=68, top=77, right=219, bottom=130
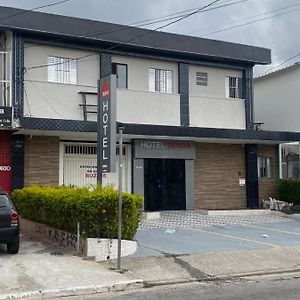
left=196, top=72, right=208, bottom=86
left=225, top=76, right=242, bottom=99
left=48, top=56, right=77, bottom=84
left=149, top=68, right=173, bottom=93
left=112, top=63, right=127, bottom=89
left=257, top=157, right=272, bottom=178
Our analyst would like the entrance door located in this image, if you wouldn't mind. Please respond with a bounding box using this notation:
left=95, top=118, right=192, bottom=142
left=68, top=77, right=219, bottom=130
left=144, top=159, right=186, bottom=211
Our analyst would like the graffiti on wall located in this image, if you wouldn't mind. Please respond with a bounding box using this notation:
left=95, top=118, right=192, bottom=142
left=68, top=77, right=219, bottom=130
left=35, top=223, right=85, bottom=253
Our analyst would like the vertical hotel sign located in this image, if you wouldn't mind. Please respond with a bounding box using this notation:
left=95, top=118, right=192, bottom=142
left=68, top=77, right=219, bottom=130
left=97, top=75, right=117, bottom=184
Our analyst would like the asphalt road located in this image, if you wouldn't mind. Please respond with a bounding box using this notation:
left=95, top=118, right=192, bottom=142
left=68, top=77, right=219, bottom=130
left=58, top=277, right=300, bottom=300
left=136, top=213, right=300, bottom=256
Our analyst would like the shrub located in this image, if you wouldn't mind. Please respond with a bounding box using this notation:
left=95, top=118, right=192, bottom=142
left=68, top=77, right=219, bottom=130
left=12, top=185, right=143, bottom=240
left=277, top=180, right=300, bottom=205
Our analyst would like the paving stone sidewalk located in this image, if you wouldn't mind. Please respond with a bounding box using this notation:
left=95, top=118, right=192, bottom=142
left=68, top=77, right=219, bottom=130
left=140, top=210, right=291, bottom=230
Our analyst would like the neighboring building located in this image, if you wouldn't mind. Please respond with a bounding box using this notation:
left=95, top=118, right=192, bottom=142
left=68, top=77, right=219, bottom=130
left=254, top=63, right=300, bottom=180
left=1, top=6, right=300, bottom=210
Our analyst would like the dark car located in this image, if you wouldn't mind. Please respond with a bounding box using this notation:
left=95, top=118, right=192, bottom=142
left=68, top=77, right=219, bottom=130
left=0, top=189, right=20, bottom=254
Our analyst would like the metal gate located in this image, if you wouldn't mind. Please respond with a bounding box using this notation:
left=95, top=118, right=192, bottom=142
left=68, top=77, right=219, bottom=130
left=62, top=143, right=130, bottom=191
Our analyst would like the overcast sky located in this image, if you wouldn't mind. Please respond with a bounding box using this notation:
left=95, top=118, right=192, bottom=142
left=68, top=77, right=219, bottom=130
left=0, top=0, right=299, bottom=75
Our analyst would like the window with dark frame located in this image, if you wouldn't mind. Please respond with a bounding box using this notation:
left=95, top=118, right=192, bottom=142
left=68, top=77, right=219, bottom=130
left=112, top=63, right=128, bottom=89
left=257, top=157, right=272, bottom=178
left=225, top=76, right=243, bottom=98
left=196, top=72, right=208, bottom=86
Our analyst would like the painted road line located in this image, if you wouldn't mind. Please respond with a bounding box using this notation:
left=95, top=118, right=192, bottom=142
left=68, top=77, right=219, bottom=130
left=189, top=227, right=280, bottom=248
left=240, top=224, right=300, bottom=236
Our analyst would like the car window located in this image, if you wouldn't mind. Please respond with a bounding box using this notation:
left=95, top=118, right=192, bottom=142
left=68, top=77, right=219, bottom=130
left=0, top=195, right=13, bottom=209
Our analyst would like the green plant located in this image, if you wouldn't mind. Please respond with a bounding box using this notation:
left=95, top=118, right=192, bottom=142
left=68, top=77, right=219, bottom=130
left=276, top=179, right=300, bottom=205
left=12, top=185, right=143, bottom=240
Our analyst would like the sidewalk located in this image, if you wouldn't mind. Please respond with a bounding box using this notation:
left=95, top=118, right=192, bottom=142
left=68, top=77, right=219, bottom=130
left=1, top=213, right=299, bottom=299
left=101, top=245, right=300, bottom=285
left=0, top=235, right=143, bottom=300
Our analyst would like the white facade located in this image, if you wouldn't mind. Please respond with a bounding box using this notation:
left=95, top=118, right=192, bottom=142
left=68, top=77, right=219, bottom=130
left=254, top=64, right=300, bottom=132
left=189, top=65, right=245, bottom=129
left=23, top=45, right=247, bottom=130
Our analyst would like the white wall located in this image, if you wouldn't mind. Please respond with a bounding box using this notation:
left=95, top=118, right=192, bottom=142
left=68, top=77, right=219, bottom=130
left=190, top=96, right=246, bottom=129
left=0, top=31, right=13, bottom=51
left=23, top=43, right=99, bottom=120
left=254, top=67, right=300, bottom=132
left=117, top=89, right=180, bottom=126
left=189, top=65, right=242, bottom=98
left=189, top=65, right=245, bottom=129
left=112, top=55, right=178, bottom=92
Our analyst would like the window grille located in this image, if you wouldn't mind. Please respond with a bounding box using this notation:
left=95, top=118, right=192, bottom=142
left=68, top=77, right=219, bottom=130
left=149, top=68, right=173, bottom=93
left=48, top=56, right=77, bottom=84
left=225, top=76, right=243, bottom=98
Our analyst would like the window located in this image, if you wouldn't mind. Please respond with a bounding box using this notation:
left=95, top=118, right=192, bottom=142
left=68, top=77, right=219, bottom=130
left=225, top=76, right=242, bottom=98
left=257, top=157, right=272, bottom=178
left=149, top=68, right=173, bottom=93
left=48, top=56, right=77, bottom=84
left=112, top=63, right=127, bottom=89
left=196, top=72, right=208, bottom=86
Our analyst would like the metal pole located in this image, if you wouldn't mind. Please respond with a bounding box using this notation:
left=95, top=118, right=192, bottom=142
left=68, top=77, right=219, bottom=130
left=77, top=221, right=80, bottom=254
left=117, top=125, right=124, bottom=271
left=96, top=79, right=102, bottom=185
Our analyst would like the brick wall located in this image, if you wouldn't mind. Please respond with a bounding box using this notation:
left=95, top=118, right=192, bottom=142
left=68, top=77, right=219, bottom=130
left=195, top=143, right=246, bottom=209
left=24, top=136, right=59, bottom=186
left=258, top=145, right=278, bottom=205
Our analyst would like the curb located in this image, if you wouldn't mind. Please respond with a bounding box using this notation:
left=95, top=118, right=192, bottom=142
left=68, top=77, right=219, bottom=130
left=142, top=267, right=300, bottom=287
left=0, top=279, right=144, bottom=300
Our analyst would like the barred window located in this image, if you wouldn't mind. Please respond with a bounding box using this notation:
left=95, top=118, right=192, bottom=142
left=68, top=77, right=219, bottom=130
left=225, top=76, right=242, bottom=99
left=149, top=68, right=173, bottom=93
left=64, top=145, right=96, bottom=155
left=257, top=157, right=272, bottom=178
left=48, top=56, right=77, bottom=84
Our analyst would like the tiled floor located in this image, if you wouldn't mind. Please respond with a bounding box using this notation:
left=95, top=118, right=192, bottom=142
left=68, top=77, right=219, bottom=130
left=140, top=210, right=291, bottom=230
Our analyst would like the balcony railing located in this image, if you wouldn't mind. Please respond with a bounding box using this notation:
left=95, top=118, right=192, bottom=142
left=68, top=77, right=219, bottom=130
left=78, top=91, right=97, bottom=121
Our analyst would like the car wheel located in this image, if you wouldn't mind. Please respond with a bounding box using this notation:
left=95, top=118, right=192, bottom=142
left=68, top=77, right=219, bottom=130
left=7, top=239, right=20, bottom=254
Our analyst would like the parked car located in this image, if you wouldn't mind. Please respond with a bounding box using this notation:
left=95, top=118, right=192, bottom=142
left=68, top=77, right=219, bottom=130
left=0, top=189, right=20, bottom=254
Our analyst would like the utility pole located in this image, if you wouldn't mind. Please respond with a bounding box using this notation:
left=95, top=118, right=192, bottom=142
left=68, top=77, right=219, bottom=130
left=117, top=125, right=124, bottom=271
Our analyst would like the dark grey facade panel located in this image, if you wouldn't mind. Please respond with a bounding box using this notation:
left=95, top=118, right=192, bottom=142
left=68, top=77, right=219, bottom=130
left=243, top=67, right=254, bottom=130
left=12, top=33, right=24, bottom=119
left=20, top=118, right=300, bottom=142
left=120, top=123, right=300, bottom=142
left=21, top=117, right=97, bottom=132
left=11, top=134, right=25, bottom=190
left=100, top=53, right=112, bottom=78
left=0, top=6, right=271, bottom=65
left=245, top=144, right=259, bottom=208
left=178, top=63, right=189, bottom=127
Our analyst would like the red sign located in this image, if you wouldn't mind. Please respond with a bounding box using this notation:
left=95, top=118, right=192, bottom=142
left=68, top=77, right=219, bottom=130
left=101, top=80, right=110, bottom=97
left=0, top=131, right=12, bottom=194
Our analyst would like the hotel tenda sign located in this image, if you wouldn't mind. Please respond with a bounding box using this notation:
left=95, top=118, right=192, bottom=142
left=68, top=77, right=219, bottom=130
left=0, top=106, right=12, bottom=128
left=97, top=75, right=116, bottom=180
left=134, top=140, right=196, bottom=160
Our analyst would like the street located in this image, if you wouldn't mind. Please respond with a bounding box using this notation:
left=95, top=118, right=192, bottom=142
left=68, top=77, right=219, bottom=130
left=53, top=276, right=300, bottom=300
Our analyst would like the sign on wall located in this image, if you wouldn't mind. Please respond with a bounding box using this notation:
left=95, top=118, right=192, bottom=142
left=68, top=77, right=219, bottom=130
left=134, top=140, right=196, bottom=159
left=0, top=106, right=12, bottom=128
left=97, top=75, right=117, bottom=183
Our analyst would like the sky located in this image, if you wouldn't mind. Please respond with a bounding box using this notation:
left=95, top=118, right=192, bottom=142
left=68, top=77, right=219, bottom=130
left=0, top=0, right=299, bottom=75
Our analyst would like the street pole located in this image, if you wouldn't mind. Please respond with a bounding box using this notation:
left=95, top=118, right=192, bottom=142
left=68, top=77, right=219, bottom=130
left=117, top=125, right=124, bottom=271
